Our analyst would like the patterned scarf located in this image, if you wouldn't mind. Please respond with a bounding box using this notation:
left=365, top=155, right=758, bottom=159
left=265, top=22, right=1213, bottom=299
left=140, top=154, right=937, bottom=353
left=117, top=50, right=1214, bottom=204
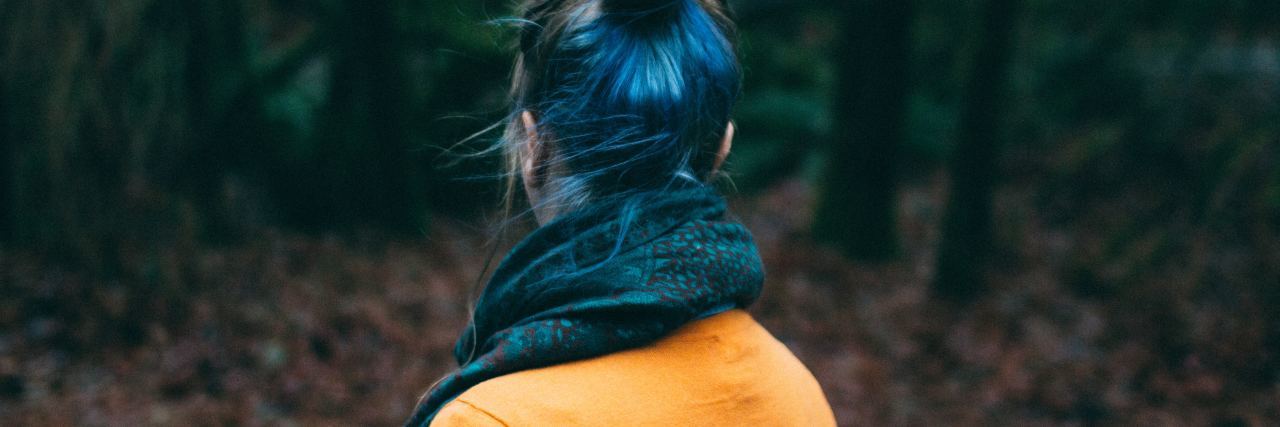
left=404, top=187, right=764, bottom=426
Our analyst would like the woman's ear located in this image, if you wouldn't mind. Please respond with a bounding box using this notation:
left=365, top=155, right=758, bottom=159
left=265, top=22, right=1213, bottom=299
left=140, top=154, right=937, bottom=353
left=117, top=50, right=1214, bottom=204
left=711, top=121, right=735, bottom=174
left=521, top=111, right=543, bottom=192
left=522, top=110, right=562, bottom=223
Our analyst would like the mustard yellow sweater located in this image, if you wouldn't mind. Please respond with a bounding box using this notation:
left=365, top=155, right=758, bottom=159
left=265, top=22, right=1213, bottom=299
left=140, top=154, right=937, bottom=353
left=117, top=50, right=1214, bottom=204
left=430, top=310, right=836, bottom=426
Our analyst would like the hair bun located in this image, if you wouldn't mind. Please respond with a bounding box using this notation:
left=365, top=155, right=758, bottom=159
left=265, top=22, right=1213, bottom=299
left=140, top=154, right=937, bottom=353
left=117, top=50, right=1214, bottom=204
left=600, top=0, right=680, bottom=13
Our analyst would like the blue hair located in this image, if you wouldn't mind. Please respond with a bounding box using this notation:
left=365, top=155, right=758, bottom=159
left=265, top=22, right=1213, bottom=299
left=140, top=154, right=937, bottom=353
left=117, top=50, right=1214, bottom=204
left=502, top=0, right=741, bottom=215
left=454, top=0, right=742, bottom=365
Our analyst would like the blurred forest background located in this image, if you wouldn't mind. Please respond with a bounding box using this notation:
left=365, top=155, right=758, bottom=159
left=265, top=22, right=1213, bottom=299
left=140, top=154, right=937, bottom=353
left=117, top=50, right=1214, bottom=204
left=2, top=0, right=1278, bottom=425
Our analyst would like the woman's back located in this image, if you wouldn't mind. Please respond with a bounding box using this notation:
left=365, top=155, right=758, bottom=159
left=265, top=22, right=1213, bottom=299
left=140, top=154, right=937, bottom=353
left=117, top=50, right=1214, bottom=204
left=403, top=0, right=835, bottom=424
left=432, top=310, right=835, bottom=426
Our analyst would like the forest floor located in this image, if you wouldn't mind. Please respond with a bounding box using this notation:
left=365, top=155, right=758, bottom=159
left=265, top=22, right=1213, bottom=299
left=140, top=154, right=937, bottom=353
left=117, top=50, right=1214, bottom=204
left=2, top=177, right=1277, bottom=426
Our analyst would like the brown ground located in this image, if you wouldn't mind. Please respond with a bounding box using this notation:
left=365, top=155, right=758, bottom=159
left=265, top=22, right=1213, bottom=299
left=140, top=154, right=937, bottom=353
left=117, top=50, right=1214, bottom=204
left=2, top=177, right=1277, bottom=426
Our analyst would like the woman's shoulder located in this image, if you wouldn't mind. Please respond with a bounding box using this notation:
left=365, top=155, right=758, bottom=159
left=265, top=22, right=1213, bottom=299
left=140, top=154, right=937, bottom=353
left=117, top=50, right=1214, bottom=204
left=431, top=310, right=836, bottom=427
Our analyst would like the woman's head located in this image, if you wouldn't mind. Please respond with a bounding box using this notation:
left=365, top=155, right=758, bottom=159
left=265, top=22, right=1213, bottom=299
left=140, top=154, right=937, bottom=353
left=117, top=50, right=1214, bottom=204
left=503, top=0, right=741, bottom=222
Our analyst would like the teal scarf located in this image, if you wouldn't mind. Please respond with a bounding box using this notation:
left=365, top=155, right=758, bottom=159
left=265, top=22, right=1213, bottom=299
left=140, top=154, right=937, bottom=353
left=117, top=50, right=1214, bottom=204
left=404, top=188, right=764, bottom=426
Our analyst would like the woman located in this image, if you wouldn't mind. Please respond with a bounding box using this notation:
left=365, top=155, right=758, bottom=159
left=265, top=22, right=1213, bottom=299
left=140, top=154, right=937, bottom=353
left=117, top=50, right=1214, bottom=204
left=406, top=0, right=835, bottom=425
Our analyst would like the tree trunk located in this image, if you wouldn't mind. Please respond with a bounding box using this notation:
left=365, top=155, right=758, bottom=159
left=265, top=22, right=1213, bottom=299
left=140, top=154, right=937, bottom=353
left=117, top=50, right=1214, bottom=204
left=306, top=0, right=421, bottom=231
left=0, top=80, right=10, bottom=244
left=933, top=0, right=1020, bottom=302
left=812, top=0, right=912, bottom=261
left=178, top=0, right=258, bottom=242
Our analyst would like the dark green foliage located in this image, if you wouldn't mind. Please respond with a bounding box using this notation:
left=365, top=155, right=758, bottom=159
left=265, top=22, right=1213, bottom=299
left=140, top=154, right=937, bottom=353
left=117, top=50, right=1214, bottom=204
left=2, top=0, right=1276, bottom=302
left=0, top=0, right=522, bottom=265
left=1, top=0, right=220, bottom=270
